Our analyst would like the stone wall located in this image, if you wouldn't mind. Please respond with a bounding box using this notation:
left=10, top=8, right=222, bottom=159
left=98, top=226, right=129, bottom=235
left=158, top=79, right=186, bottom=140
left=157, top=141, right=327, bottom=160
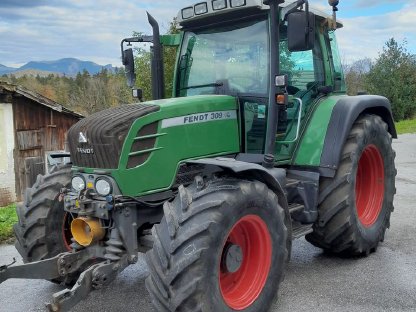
left=0, top=103, right=16, bottom=206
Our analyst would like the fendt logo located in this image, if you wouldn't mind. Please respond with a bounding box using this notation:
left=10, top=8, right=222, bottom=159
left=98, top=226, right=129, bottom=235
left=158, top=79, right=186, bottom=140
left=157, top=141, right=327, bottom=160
left=77, top=147, right=94, bottom=154
left=78, top=132, right=88, bottom=143
left=77, top=132, right=93, bottom=154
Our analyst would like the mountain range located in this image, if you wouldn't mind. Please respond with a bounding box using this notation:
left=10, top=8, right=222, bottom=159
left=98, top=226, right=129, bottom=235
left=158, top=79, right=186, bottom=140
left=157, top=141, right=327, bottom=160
left=0, top=58, right=116, bottom=76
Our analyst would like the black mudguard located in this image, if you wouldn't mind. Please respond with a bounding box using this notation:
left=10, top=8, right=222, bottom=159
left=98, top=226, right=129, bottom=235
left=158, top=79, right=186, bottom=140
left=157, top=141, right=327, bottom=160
left=186, top=158, right=292, bottom=255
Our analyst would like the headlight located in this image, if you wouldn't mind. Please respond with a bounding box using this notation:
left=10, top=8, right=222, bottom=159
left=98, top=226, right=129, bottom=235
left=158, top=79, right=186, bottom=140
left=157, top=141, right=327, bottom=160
left=182, top=7, right=194, bottom=19
left=195, top=2, right=208, bottom=15
left=71, top=176, right=85, bottom=192
left=95, top=179, right=112, bottom=196
left=212, top=0, right=227, bottom=10
left=230, top=0, right=246, bottom=7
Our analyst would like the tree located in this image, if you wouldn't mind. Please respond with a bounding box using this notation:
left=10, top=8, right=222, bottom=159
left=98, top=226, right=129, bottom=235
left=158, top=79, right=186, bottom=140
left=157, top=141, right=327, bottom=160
left=344, top=58, right=372, bottom=96
left=132, top=18, right=180, bottom=101
left=132, top=41, right=152, bottom=101
left=365, top=38, right=416, bottom=120
left=3, top=66, right=134, bottom=116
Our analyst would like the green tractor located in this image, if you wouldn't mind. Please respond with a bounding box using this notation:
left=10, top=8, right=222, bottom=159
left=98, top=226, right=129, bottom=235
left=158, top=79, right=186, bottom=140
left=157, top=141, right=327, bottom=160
left=1, top=0, right=396, bottom=311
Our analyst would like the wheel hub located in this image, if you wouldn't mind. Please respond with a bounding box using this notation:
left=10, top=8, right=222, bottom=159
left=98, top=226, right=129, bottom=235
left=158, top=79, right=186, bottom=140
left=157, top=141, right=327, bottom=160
left=219, top=215, right=272, bottom=310
left=222, top=243, right=243, bottom=273
left=355, top=144, right=385, bottom=227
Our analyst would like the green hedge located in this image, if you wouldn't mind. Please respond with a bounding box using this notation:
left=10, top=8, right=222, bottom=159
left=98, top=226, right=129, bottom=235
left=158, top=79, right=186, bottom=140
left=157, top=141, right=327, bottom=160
left=0, top=204, right=17, bottom=244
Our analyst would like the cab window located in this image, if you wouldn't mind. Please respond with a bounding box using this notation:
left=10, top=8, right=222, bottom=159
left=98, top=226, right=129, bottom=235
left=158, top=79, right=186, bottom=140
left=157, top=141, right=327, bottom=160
left=280, top=35, right=325, bottom=95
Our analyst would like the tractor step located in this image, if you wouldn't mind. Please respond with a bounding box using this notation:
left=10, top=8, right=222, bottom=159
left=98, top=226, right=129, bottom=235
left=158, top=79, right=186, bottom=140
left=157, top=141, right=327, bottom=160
left=288, top=203, right=304, bottom=214
left=292, top=223, right=313, bottom=239
left=285, top=170, right=320, bottom=224
left=285, top=178, right=300, bottom=188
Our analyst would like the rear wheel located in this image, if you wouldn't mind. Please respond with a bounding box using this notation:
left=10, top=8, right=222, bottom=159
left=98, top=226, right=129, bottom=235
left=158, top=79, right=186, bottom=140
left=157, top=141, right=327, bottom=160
left=306, top=114, right=396, bottom=256
left=145, top=177, right=288, bottom=311
left=13, top=165, right=78, bottom=284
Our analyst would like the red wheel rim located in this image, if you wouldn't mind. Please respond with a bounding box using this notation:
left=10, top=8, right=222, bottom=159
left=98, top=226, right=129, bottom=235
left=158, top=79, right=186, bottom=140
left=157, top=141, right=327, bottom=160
left=219, top=215, right=272, bottom=310
left=355, top=144, right=385, bottom=227
left=62, top=212, right=74, bottom=251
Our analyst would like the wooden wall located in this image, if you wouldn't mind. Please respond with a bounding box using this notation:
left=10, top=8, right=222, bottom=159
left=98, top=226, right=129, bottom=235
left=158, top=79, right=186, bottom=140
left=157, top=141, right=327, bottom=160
left=12, top=96, right=81, bottom=201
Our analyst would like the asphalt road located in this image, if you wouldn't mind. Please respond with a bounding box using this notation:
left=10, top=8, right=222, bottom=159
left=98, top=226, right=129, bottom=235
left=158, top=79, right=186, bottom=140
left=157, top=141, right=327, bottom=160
left=1, top=134, right=415, bottom=312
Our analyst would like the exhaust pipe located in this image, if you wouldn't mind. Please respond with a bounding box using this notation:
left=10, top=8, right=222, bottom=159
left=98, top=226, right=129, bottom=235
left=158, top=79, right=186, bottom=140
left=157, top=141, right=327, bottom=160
left=71, top=217, right=105, bottom=247
left=147, top=12, right=165, bottom=100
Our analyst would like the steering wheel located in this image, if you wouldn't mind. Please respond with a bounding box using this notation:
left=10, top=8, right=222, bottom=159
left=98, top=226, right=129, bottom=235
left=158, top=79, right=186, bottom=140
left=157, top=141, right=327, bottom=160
left=287, top=85, right=300, bottom=95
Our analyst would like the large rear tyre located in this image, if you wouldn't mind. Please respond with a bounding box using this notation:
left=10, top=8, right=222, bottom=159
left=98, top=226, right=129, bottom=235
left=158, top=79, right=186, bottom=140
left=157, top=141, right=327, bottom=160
left=145, top=177, right=288, bottom=312
left=306, top=114, right=396, bottom=256
left=13, top=165, right=77, bottom=284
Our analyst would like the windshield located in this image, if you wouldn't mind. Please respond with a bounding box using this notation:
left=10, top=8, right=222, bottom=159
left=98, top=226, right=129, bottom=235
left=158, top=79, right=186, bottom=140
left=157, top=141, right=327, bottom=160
left=177, top=18, right=269, bottom=97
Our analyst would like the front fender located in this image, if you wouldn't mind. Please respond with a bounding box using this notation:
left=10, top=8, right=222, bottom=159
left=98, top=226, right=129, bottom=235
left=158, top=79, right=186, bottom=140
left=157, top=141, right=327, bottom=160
left=187, top=157, right=292, bottom=257
left=187, top=157, right=286, bottom=198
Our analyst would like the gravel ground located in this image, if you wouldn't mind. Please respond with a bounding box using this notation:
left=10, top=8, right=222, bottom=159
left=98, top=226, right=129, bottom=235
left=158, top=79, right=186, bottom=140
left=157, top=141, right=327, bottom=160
left=0, top=134, right=415, bottom=312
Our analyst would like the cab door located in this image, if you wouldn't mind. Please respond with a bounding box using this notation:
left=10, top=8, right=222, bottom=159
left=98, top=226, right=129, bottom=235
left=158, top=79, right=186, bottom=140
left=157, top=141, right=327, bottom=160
left=275, top=30, right=326, bottom=162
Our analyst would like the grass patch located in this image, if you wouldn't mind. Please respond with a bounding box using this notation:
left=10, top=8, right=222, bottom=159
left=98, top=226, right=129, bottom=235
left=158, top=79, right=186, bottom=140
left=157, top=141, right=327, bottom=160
left=0, top=203, right=17, bottom=244
left=395, top=118, right=416, bottom=135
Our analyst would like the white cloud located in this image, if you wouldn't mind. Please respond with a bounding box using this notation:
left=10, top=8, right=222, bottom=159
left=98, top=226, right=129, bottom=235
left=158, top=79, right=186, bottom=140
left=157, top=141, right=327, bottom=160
left=336, top=4, right=416, bottom=63
left=0, top=0, right=191, bottom=67
left=352, top=0, right=415, bottom=8
left=1, top=0, right=416, bottom=68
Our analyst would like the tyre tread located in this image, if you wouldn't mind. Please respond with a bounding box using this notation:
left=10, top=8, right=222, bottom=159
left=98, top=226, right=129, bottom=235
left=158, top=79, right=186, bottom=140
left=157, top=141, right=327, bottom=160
left=146, top=178, right=288, bottom=311
left=306, top=114, right=396, bottom=256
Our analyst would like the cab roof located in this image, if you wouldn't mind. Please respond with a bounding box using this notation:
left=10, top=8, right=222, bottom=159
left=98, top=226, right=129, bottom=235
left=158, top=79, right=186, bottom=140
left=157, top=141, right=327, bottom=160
left=177, top=0, right=343, bottom=28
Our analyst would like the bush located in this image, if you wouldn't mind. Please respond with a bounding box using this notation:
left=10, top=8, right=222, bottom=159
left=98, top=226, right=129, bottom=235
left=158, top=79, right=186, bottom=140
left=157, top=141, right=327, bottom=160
left=0, top=204, right=17, bottom=244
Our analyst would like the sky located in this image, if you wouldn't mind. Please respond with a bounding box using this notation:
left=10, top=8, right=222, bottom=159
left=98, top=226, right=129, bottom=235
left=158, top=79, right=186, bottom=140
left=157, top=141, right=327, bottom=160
left=1, top=0, right=416, bottom=68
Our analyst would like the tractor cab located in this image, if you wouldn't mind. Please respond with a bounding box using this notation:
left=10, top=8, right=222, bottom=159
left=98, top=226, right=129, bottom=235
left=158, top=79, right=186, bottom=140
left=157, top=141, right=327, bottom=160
left=123, top=0, right=345, bottom=163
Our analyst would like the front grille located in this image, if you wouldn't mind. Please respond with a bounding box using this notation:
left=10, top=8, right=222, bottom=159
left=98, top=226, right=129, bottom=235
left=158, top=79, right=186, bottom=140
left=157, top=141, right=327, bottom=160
left=68, top=104, right=159, bottom=169
left=127, top=122, right=159, bottom=169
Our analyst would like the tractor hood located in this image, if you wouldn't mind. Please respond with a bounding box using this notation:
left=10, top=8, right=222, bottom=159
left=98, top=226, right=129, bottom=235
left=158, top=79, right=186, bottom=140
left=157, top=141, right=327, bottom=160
left=67, top=103, right=160, bottom=169
left=67, top=95, right=240, bottom=195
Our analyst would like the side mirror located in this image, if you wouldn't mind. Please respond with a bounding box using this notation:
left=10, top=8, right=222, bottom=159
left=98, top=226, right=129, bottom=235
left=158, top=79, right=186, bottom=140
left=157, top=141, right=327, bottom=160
left=122, top=48, right=136, bottom=88
left=287, top=11, right=315, bottom=52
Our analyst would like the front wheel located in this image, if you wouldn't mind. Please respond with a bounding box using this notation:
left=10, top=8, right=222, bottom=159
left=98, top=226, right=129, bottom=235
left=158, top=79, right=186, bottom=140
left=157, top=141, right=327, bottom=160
left=145, top=177, right=289, bottom=312
left=306, top=114, right=396, bottom=256
left=13, top=165, right=78, bottom=284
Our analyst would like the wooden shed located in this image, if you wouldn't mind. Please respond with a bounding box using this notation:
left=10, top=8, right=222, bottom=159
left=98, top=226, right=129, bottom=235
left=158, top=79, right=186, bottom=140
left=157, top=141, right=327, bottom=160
left=0, top=81, right=83, bottom=206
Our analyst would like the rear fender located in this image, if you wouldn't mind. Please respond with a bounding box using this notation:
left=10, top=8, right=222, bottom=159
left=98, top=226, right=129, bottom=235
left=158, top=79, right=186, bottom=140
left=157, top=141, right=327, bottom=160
left=320, top=95, right=397, bottom=172
left=294, top=95, right=396, bottom=177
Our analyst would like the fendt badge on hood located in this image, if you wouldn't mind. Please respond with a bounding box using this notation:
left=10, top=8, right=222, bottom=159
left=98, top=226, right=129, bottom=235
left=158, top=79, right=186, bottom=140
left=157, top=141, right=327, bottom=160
left=77, top=147, right=94, bottom=154
left=79, top=132, right=88, bottom=143
left=77, top=132, right=94, bottom=154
